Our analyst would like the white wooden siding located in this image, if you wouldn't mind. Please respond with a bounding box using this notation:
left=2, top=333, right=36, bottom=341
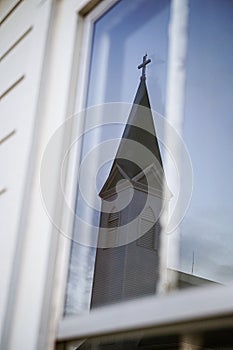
left=0, top=0, right=53, bottom=346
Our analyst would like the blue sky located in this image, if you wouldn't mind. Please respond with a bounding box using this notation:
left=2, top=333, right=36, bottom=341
left=180, top=0, right=233, bottom=283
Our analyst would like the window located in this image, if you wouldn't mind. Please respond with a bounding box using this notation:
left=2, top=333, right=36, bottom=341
left=65, top=0, right=171, bottom=315
left=54, top=0, right=233, bottom=348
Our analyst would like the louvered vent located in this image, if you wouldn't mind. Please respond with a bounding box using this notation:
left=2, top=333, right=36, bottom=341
left=137, top=207, right=159, bottom=250
left=142, top=207, right=155, bottom=221
left=108, top=210, right=119, bottom=229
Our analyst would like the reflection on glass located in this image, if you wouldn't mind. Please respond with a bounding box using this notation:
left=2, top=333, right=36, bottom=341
left=180, top=0, right=233, bottom=285
left=65, top=0, right=171, bottom=315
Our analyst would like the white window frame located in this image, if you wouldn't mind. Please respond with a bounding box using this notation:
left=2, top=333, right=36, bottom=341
left=47, top=0, right=233, bottom=348
left=57, top=284, right=233, bottom=341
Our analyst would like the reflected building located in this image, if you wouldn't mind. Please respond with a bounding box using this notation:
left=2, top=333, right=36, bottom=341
left=91, top=56, right=172, bottom=308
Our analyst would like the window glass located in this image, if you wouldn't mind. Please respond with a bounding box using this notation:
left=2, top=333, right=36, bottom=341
left=65, top=0, right=171, bottom=315
left=179, top=0, right=233, bottom=286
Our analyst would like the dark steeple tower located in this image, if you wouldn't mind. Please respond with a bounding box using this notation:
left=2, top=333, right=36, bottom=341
left=91, top=55, right=171, bottom=308
left=100, top=54, right=166, bottom=199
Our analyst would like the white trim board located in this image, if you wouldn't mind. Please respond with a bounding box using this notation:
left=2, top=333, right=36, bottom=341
left=57, top=284, right=233, bottom=341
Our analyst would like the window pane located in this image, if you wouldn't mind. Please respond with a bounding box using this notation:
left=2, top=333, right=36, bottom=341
left=179, top=0, right=233, bottom=286
left=65, top=0, right=171, bottom=315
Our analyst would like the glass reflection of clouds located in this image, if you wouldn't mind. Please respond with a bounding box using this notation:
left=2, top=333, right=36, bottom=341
left=180, top=0, right=233, bottom=284
left=65, top=0, right=233, bottom=316
left=65, top=0, right=171, bottom=315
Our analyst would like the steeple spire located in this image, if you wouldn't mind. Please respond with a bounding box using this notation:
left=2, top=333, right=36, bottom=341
left=99, top=54, right=168, bottom=198
left=92, top=56, right=172, bottom=310
left=137, top=54, right=151, bottom=80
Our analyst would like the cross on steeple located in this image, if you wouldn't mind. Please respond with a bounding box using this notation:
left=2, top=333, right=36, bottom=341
left=138, top=54, right=151, bottom=80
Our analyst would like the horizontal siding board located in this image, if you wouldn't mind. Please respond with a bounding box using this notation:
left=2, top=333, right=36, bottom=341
left=0, top=1, right=53, bottom=345
left=0, top=89, right=30, bottom=350
left=0, top=0, right=23, bottom=23
left=0, top=130, right=16, bottom=146
left=0, top=83, right=34, bottom=185
left=0, top=32, right=31, bottom=93
left=0, top=143, right=28, bottom=346
left=0, top=131, right=31, bottom=186
left=0, top=0, right=34, bottom=57
left=0, top=77, right=27, bottom=139
left=0, top=26, right=33, bottom=61
left=0, top=188, right=7, bottom=196
left=0, top=75, right=25, bottom=100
